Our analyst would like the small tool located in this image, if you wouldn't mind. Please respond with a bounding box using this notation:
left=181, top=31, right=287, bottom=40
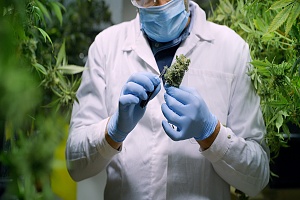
left=140, top=67, right=167, bottom=108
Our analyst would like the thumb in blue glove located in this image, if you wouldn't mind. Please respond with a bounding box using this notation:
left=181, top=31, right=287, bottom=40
left=161, top=85, right=218, bottom=141
left=107, top=72, right=161, bottom=142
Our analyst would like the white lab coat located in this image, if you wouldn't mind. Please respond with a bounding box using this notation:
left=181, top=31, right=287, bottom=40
left=66, top=2, right=270, bottom=200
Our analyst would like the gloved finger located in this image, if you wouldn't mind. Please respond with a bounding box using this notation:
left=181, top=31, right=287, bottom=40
left=137, top=72, right=161, bottom=88
left=164, top=92, right=185, bottom=116
left=178, top=85, right=201, bottom=99
left=162, top=120, right=182, bottom=141
left=119, top=94, right=140, bottom=106
left=179, top=85, right=207, bottom=107
left=128, top=72, right=160, bottom=93
left=161, top=103, right=182, bottom=127
left=165, top=85, right=196, bottom=105
left=122, top=82, right=148, bottom=100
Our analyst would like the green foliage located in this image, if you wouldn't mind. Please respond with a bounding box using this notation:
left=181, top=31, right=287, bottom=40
left=164, top=54, right=190, bottom=87
left=1, top=115, right=66, bottom=200
left=0, top=0, right=112, bottom=199
left=48, top=0, right=113, bottom=66
left=14, top=0, right=85, bottom=112
left=209, top=0, right=300, bottom=159
left=268, top=0, right=300, bottom=35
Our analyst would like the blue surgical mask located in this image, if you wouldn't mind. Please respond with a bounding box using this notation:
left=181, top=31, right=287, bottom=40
left=137, top=0, right=190, bottom=43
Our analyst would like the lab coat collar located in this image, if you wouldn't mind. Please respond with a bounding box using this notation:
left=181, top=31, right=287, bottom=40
left=173, top=1, right=215, bottom=57
left=122, top=14, right=159, bottom=74
left=189, top=1, right=214, bottom=42
left=175, top=1, right=214, bottom=56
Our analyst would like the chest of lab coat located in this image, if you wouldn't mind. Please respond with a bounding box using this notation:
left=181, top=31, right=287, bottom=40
left=73, top=3, right=263, bottom=200
left=94, top=15, right=240, bottom=200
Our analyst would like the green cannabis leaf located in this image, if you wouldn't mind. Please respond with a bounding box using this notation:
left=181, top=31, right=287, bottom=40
left=268, top=0, right=300, bottom=34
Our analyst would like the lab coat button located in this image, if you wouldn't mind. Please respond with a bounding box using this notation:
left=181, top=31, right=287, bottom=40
left=227, top=135, right=231, bottom=139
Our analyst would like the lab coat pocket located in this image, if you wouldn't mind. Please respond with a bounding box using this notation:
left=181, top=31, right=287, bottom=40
left=182, top=68, right=234, bottom=127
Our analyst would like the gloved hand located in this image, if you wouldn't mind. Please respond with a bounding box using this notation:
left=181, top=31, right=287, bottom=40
left=107, top=72, right=161, bottom=142
left=161, top=85, right=218, bottom=141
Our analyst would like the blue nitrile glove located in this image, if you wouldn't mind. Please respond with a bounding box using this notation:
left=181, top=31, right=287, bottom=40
left=161, top=85, right=218, bottom=141
left=107, top=72, right=161, bottom=142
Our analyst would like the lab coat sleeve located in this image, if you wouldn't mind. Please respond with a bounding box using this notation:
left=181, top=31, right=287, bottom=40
left=201, top=43, right=270, bottom=197
left=65, top=38, right=119, bottom=182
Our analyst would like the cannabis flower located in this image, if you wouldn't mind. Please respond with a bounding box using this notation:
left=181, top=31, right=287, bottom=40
left=164, top=54, right=190, bottom=87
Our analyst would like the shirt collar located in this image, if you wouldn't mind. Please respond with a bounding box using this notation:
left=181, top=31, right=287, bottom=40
left=145, top=4, right=194, bottom=55
left=146, top=21, right=191, bottom=55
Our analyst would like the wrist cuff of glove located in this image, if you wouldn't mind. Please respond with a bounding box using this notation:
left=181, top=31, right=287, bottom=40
left=107, top=115, right=128, bottom=143
left=194, top=115, right=218, bottom=141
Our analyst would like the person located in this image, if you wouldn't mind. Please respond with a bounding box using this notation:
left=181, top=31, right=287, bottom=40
left=66, top=0, right=270, bottom=199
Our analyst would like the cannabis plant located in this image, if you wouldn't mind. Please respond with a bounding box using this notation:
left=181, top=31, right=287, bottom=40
left=0, top=0, right=85, bottom=199
left=208, top=0, right=300, bottom=198
left=209, top=0, right=300, bottom=159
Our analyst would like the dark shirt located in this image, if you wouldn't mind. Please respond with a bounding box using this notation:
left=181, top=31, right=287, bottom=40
left=147, top=25, right=191, bottom=74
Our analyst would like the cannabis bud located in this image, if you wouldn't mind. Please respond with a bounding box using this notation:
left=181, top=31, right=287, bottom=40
left=163, top=54, right=190, bottom=87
